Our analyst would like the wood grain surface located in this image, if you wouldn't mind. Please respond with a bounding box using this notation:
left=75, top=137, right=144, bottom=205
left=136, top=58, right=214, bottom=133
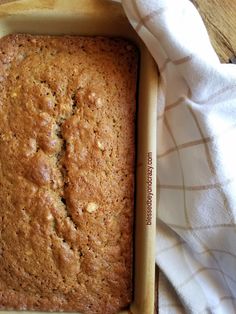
left=193, top=0, right=236, bottom=62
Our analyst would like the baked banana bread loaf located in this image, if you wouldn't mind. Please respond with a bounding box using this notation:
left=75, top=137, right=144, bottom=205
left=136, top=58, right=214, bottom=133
left=0, top=34, right=138, bottom=314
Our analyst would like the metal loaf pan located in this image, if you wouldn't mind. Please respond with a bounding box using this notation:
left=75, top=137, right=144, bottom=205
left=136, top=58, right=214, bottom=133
left=0, top=0, right=158, bottom=313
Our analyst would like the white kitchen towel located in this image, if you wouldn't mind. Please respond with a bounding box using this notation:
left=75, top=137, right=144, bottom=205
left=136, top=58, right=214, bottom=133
left=121, top=0, right=236, bottom=313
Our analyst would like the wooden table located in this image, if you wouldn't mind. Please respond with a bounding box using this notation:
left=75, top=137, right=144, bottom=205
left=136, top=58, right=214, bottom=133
left=193, top=0, right=236, bottom=62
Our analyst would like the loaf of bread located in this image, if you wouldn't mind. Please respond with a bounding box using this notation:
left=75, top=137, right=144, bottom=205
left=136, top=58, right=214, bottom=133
left=0, top=34, right=138, bottom=314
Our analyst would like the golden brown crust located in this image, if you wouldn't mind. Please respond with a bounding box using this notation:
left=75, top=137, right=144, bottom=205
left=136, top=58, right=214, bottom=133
left=0, top=34, right=138, bottom=314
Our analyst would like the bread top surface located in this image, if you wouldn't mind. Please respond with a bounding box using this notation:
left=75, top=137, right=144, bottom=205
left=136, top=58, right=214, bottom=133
left=0, top=34, right=138, bottom=314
